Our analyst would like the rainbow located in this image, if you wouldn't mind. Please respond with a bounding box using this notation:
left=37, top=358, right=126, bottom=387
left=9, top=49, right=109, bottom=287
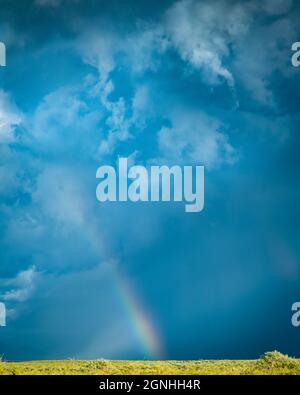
left=113, top=270, right=164, bottom=360
left=76, top=217, right=164, bottom=359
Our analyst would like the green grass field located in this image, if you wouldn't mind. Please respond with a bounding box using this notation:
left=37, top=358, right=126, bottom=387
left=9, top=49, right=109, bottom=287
left=0, top=351, right=300, bottom=375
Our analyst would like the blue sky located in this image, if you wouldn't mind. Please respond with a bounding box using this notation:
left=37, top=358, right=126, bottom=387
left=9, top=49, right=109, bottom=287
left=0, top=0, right=300, bottom=360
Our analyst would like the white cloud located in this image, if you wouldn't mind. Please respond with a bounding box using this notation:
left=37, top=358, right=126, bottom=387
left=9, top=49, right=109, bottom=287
left=131, top=85, right=152, bottom=127
left=0, top=146, right=20, bottom=195
left=97, top=83, right=156, bottom=155
left=1, top=266, right=38, bottom=302
left=33, top=165, right=87, bottom=228
left=164, top=0, right=252, bottom=86
left=125, top=23, right=169, bottom=74
left=233, top=17, right=295, bottom=105
left=75, top=14, right=241, bottom=165
left=27, top=86, right=103, bottom=158
left=27, top=0, right=296, bottom=166
left=158, top=109, right=236, bottom=169
left=31, top=163, right=107, bottom=264
left=30, top=88, right=87, bottom=139
left=78, top=30, right=117, bottom=86
left=78, top=32, right=138, bottom=155
left=98, top=92, right=132, bottom=155
left=163, top=0, right=296, bottom=105
left=0, top=90, right=22, bottom=143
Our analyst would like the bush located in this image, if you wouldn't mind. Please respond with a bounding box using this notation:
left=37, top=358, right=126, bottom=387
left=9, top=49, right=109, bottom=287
left=259, top=351, right=295, bottom=369
left=83, top=359, right=112, bottom=371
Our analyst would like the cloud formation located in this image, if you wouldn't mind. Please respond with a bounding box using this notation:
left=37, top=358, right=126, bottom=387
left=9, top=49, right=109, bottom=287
left=158, top=109, right=236, bottom=169
left=0, top=266, right=38, bottom=303
left=0, top=0, right=299, bottom=360
left=0, top=90, right=22, bottom=143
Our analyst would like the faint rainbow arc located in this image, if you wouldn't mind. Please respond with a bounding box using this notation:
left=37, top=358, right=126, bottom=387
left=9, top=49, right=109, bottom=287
left=113, top=270, right=164, bottom=360
left=80, top=211, right=164, bottom=359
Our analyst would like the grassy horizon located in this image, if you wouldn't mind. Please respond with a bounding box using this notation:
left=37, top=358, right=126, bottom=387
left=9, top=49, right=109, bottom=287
left=0, top=351, right=300, bottom=375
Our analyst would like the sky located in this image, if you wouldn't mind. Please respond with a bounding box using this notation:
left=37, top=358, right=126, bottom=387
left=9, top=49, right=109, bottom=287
left=0, top=0, right=300, bottom=361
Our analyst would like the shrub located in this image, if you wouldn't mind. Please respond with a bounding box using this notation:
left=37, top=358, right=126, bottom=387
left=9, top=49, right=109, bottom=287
left=258, top=351, right=296, bottom=369
left=83, top=359, right=112, bottom=371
